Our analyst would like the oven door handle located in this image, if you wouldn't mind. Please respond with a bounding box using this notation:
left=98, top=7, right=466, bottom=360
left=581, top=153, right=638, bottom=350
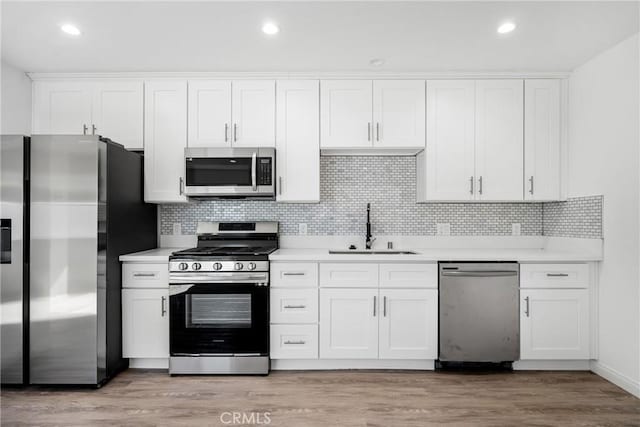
left=170, top=272, right=269, bottom=284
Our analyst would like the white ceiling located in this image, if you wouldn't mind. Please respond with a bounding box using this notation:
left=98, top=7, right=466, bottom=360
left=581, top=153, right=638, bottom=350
left=1, top=1, right=638, bottom=73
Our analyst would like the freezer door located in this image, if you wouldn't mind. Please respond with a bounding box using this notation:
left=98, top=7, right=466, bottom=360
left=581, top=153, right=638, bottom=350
left=29, top=135, right=99, bottom=384
left=0, top=135, right=25, bottom=384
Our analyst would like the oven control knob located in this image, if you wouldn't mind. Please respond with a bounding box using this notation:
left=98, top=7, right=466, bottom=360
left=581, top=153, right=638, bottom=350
left=192, top=262, right=202, bottom=271
left=247, top=262, right=256, bottom=271
left=178, top=262, right=188, bottom=271
left=234, top=262, right=243, bottom=271
left=213, top=263, right=222, bottom=271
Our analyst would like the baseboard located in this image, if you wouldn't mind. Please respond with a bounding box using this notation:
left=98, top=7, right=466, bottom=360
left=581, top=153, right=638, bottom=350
left=590, top=361, right=640, bottom=398
left=513, top=360, right=590, bottom=370
left=271, top=359, right=435, bottom=370
left=128, top=358, right=169, bottom=370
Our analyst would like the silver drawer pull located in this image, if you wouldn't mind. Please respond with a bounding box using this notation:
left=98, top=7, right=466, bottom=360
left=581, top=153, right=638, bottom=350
left=546, top=273, right=569, bottom=277
left=283, top=272, right=306, bottom=276
left=284, top=305, right=306, bottom=309
left=284, top=340, right=306, bottom=345
left=133, top=273, right=157, bottom=277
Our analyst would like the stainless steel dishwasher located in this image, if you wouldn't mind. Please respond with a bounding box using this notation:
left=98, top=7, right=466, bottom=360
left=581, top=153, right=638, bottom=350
left=439, top=262, right=519, bottom=364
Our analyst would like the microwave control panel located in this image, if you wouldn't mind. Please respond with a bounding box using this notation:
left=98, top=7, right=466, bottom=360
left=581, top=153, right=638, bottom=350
left=257, top=158, right=272, bottom=185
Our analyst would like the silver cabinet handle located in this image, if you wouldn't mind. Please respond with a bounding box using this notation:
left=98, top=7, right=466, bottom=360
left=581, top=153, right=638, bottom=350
left=278, top=176, right=282, bottom=195
left=373, top=295, right=377, bottom=317
left=284, top=305, right=306, bottom=309
left=224, top=123, right=229, bottom=142
left=383, top=295, right=387, bottom=317
left=133, top=273, right=156, bottom=277
left=161, top=296, right=167, bottom=317
left=83, top=124, right=88, bottom=135
left=547, top=273, right=569, bottom=277
left=478, top=176, right=483, bottom=195
left=376, top=122, right=380, bottom=141
left=367, top=122, right=371, bottom=141
left=234, top=123, right=238, bottom=142
left=529, top=176, right=534, bottom=195
left=284, top=340, right=306, bottom=345
left=524, top=296, right=530, bottom=317
left=251, top=152, right=257, bottom=191
left=179, top=177, right=184, bottom=195
left=283, top=272, right=305, bottom=276
left=92, top=124, right=97, bottom=135
left=470, top=176, right=474, bottom=195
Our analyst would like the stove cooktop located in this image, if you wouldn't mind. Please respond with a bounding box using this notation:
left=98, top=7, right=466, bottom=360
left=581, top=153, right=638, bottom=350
left=171, top=245, right=278, bottom=258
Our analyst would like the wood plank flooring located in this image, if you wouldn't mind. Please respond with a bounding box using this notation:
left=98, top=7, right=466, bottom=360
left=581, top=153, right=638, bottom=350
left=1, top=370, right=639, bottom=426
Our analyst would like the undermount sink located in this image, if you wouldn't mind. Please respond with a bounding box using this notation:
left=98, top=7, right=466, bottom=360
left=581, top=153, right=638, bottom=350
left=329, top=250, right=417, bottom=255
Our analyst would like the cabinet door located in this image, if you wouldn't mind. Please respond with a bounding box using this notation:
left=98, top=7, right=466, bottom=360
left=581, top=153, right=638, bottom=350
left=231, top=80, right=275, bottom=147
left=475, top=80, right=524, bottom=201
left=32, top=81, right=93, bottom=134
left=122, top=289, right=169, bottom=358
left=319, top=288, right=378, bottom=359
left=419, top=80, right=476, bottom=201
left=524, top=79, right=561, bottom=201
left=320, top=80, right=373, bottom=148
left=276, top=80, right=320, bottom=202
left=373, top=80, right=425, bottom=148
left=187, top=80, right=232, bottom=147
left=520, top=289, right=590, bottom=360
left=144, top=81, right=188, bottom=203
left=93, top=81, right=144, bottom=150
left=379, top=289, right=437, bottom=359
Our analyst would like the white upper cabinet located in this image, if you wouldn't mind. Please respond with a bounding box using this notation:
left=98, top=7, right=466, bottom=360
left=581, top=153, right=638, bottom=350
left=144, top=80, right=188, bottom=203
left=474, top=79, right=524, bottom=201
left=418, top=80, right=476, bottom=201
left=276, top=80, right=320, bottom=203
left=32, top=81, right=93, bottom=135
left=231, top=80, right=275, bottom=147
left=187, top=80, right=232, bottom=147
left=320, top=80, right=373, bottom=148
left=524, top=79, right=562, bottom=201
left=33, top=80, right=144, bottom=150
left=372, top=80, right=425, bottom=149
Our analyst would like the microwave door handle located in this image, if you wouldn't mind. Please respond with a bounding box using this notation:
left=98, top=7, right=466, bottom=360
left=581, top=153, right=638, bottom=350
left=251, top=151, right=257, bottom=191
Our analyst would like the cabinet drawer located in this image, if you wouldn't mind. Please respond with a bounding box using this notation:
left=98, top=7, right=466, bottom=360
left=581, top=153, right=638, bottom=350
left=270, top=325, right=318, bottom=359
left=270, top=288, right=318, bottom=324
left=122, top=263, right=168, bottom=288
left=379, top=263, right=438, bottom=288
left=320, top=263, right=379, bottom=288
left=520, top=264, right=589, bottom=289
left=271, top=263, right=318, bottom=287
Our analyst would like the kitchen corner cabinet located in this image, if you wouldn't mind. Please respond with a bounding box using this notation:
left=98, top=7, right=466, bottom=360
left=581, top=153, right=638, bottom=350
left=122, top=288, right=169, bottom=359
left=320, top=80, right=425, bottom=150
left=144, top=80, right=188, bottom=203
left=276, top=80, right=320, bottom=203
left=524, top=79, right=562, bottom=201
left=32, top=80, right=144, bottom=150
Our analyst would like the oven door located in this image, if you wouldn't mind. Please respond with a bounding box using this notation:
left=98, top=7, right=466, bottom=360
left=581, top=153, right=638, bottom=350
left=169, top=282, right=269, bottom=356
left=184, top=147, right=275, bottom=198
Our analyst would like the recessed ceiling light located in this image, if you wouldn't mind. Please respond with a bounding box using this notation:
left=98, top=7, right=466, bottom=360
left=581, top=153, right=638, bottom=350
left=262, top=22, right=279, bottom=35
left=369, top=58, right=385, bottom=67
left=60, top=23, right=81, bottom=36
left=497, top=22, right=516, bottom=34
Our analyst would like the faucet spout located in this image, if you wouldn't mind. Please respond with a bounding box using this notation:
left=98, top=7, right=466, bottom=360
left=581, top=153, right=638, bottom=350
left=365, top=203, right=375, bottom=249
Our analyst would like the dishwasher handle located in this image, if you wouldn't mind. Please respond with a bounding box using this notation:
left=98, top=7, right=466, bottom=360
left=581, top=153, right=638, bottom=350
left=440, top=270, right=518, bottom=277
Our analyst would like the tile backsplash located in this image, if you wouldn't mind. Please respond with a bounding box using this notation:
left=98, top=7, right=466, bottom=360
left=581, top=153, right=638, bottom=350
left=543, top=195, right=603, bottom=239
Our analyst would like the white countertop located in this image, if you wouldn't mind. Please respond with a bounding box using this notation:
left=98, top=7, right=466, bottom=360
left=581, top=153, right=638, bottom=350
left=119, top=248, right=184, bottom=262
left=269, top=248, right=602, bottom=262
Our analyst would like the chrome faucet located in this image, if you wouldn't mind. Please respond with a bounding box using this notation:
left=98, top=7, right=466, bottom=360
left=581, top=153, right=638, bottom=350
left=365, top=203, right=376, bottom=250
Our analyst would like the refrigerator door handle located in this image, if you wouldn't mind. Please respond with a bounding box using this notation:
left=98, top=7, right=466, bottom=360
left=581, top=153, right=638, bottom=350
left=0, top=219, right=11, bottom=264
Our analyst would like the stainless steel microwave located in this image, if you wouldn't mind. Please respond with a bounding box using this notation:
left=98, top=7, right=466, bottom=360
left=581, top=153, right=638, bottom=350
left=184, top=147, right=275, bottom=199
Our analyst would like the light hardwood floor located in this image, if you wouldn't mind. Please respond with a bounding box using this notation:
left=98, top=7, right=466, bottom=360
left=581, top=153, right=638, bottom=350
left=1, top=370, right=639, bottom=426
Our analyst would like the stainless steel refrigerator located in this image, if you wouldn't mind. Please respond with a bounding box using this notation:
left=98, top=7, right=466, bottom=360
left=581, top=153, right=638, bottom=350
left=0, top=135, right=157, bottom=385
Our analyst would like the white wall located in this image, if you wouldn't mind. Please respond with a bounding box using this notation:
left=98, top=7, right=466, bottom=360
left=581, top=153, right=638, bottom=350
left=568, top=33, right=640, bottom=396
left=1, top=60, right=32, bottom=135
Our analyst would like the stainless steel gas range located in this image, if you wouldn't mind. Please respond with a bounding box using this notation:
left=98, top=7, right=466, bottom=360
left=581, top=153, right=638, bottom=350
left=168, top=221, right=278, bottom=375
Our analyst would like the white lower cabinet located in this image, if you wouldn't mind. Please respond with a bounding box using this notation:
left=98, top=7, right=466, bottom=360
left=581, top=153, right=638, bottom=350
left=319, top=288, right=379, bottom=359
left=520, top=288, right=590, bottom=360
left=379, top=289, right=438, bottom=359
left=270, top=325, right=318, bottom=359
left=270, top=288, right=318, bottom=324
left=122, top=288, right=169, bottom=358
